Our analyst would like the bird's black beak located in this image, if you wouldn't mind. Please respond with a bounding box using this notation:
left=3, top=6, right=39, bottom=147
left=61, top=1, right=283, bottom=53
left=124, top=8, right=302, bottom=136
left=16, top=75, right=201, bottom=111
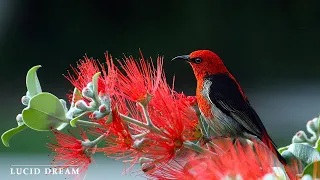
left=171, top=55, right=190, bottom=62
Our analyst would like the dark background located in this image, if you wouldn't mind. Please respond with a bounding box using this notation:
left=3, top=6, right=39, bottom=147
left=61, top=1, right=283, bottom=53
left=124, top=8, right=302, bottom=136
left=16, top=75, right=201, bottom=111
left=1, top=0, right=320, bottom=154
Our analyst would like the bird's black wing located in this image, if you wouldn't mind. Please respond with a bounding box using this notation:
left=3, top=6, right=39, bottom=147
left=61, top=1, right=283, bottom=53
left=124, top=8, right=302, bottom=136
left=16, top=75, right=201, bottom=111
left=205, top=73, right=269, bottom=140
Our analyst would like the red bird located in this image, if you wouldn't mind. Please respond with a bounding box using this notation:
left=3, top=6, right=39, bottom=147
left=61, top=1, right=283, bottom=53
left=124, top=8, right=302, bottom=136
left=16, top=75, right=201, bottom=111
left=172, top=50, right=286, bottom=164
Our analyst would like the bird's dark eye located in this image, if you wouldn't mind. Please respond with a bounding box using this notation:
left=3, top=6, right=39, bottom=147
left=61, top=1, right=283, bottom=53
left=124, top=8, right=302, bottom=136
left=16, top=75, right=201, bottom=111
left=194, top=58, right=202, bottom=64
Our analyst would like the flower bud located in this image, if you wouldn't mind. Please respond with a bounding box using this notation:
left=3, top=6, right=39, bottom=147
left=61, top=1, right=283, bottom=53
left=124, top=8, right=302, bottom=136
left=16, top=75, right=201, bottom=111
left=141, top=163, right=155, bottom=173
left=133, top=138, right=148, bottom=150
left=75, top=100, right=88, bottom=111
left=99, top=94, right=111, bottom=106
left=292, top=131, right=308, bottom=143
left=306, top=117, right=319, bottom=137
left=86, top=82, right=93, bottom=91
left=88, top=101, right=96, bottom=108
left=72, top=108, right=84, bottom=116
left=139, top=157, right=155, bottom=173
left=82, top=87, right=93, bottom=98
left=99, top=105, right=107, bottom=113
left=21, top=96, right=30, bottom=106
left=91, top=111, right=105, bottom=120
left=16, top=114, right=24, bottom=126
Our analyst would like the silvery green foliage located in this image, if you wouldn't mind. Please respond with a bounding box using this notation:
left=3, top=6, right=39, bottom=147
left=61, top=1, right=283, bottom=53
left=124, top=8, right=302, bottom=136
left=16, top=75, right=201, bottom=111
left=59, top=99, right=68, bottom=113
left=282, top=143, right=320, bottom=167
left=279, top=116, right=320, bottom=178
left=21, top=95, right=30, bottom=106
left=16, top=114, right=24, bottom=126
left=292, top=117, right=319, bottom=147
left=67, top=73, right=111, bottom=121
left=14, top=91, right=32, bottom=126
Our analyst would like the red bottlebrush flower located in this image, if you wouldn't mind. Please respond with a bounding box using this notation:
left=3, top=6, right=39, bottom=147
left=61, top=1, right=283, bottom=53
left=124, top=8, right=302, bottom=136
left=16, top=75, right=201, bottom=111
left=139, top=148, right=196, bottom=179
left=64, top=53, right=117, bottom=103
left=186, top=96, right=197, bottom=106
left=99, top=52, right=118, bottom=95
left=92, top=108, right=150, bottom=174
left=148, top=81, right=199, bottom=144
left=144, top=140, right=285, bottom=180
left=96, top=109, right=137, bottom=159
left=47, top=129, right=95, bottom=180
left=199, top=140, right=277, bottom=179
left=63, top=51, right=201, bottom=177
left=65, top=56, right=101, bottom=92
left=126, top=80, right=199, bottom=175
left=116, top=52, right=163, bottom=103
left=138, top=134, right=182, bottom=168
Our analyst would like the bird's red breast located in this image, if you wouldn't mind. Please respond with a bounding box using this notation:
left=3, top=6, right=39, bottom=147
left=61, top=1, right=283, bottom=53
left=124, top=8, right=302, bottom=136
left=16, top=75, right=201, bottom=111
left=196, top=78, right=214, bottom=119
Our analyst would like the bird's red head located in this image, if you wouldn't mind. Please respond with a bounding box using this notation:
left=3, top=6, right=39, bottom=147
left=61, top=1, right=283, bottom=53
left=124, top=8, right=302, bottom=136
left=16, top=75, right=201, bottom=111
left=172, top=50, right=229, bottom=80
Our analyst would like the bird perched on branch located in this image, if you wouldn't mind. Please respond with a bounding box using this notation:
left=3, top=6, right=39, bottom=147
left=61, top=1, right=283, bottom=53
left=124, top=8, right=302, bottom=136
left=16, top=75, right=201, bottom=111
left=172, top=50, right=286, bottom=164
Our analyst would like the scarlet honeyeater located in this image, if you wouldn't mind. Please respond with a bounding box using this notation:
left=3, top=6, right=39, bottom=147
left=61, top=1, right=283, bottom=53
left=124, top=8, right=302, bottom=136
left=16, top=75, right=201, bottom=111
left=172, top=50, right=286, bottom=165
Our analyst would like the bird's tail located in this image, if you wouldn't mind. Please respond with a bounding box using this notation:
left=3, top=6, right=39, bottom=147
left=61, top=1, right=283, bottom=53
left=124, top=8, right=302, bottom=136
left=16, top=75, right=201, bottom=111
left=262, top=135, right=298, bottom=179
left=260, top=133, right=285, bottom=163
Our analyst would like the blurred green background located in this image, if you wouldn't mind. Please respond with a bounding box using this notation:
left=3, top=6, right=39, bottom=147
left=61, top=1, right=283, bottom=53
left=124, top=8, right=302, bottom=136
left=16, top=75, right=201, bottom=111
left=1, top=0, right=320, bottom=179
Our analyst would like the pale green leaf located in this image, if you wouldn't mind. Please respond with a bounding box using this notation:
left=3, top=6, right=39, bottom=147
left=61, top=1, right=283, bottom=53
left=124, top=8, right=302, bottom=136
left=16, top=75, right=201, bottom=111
left=22, top=92, right=68, bottom=131
left=70, top=88, right=82, bottom=108
left=287, top=143, right=320, bottom=165
left=92, top=72, right=101, bottom=99
left=302, top=161, right=320, bottom=178
left=281, top=150, right=300, bottom=166
left=278, top=146, right=289, bottom=154
left=315, top=138, right=320, bottom=152
left=70, top=112, right=87, bottom=127
left=1, top=125, right=27, bottom=147
left=26, top=65, right=42, bottom=97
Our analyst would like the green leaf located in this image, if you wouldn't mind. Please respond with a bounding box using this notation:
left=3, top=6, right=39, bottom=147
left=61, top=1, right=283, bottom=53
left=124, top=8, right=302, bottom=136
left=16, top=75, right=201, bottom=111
left=278, top=146, right=289, bottom=154
left=26, top=65, right=42, bottom=97
left=316, top=138, right=320, bottom=152
left=1, top=125, right=27, bottom=147
left=70, top=88, right=82, bottom=108
left=287, top=143, right=320, bottom=165
left=92, top=72, right=101, bottom=99
left=70, top=112, right=87, bottom=127
left=302, top=161, right=320, bottom=178
left=22, top=92, right=68, bottom=131
left=281, top=150, right=300, bottom=166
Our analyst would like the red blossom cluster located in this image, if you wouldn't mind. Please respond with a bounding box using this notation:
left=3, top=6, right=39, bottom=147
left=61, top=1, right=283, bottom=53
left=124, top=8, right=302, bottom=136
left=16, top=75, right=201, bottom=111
left=47, top=129, right=94, bottom=180
left=143, top=140, right=283, bottom=180
left=46, top=52, right=298, bottom=180
left=48, top=52, right=201, bottom=179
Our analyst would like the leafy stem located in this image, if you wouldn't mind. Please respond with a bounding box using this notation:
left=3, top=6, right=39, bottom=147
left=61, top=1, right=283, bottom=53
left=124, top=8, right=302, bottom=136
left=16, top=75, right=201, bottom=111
left=75, top=120, right=104, bottom=128
left=70, top=112, right=88, bottom=127
left=183, top=140, right=217, bottom=156
left=82, top=133, right=108, bottom=148
left=119, top=113, right=165, bottom=137
left=138, top=103, right=164, bottom=134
